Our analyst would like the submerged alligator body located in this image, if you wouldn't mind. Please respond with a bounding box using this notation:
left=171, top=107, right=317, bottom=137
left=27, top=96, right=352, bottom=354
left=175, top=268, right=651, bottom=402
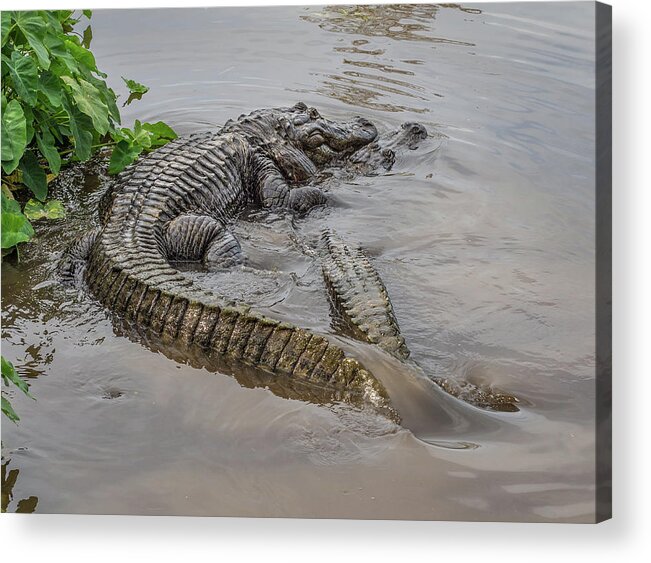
left=64, top=102, right=517, bottom=418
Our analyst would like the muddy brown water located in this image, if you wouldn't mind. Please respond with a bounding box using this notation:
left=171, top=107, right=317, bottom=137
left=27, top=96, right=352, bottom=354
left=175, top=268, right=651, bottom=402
left=1, top=3, right=597, bottom=521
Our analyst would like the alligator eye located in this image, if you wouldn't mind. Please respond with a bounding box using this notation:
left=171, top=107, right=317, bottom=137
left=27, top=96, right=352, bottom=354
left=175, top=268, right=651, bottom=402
left=308, top=107, right=321, bottom=120
left=294, top=102, right=308, bottom=111
left=278, top=117, right=295, bottom=139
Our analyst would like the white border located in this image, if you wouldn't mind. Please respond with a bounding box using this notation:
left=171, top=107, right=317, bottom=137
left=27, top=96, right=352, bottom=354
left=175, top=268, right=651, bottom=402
left=2, top=0, right=649, bottom=560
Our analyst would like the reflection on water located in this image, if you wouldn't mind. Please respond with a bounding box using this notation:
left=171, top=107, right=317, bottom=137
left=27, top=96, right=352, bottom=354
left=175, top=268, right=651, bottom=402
left=301, top=4, right=474, bottom=112
left=2, top=457, right=38, bottom=513
left=1, top=3, right=597, bottom=521
left=302, top=4, right=474, bottom=44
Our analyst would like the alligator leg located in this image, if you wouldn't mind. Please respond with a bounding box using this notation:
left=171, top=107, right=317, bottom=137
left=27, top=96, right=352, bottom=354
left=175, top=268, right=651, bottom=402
left=252, top=152, right=326, bottom=214
left=58, top=227, right=101, bottom=283
left=164, top=214, right=244, bottom=270
left=267, top=143, right=318, bottom=183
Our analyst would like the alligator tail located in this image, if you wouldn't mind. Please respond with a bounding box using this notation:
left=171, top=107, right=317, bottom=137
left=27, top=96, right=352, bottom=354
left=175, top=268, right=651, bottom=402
left=81, top=232, right=398, bottom=420
left=320, top=230, right=519, bottom=413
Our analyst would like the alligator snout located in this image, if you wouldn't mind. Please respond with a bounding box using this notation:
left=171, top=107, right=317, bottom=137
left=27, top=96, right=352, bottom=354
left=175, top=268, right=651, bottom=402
left=401, top=122, right=428, bottom=148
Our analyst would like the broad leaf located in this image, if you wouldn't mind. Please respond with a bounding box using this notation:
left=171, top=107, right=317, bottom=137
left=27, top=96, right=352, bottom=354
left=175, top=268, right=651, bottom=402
left=142, top=121, right=178, bottom=147
left=1, top=191, right=21, bottom=213
left=122, top=76, right=149, bottom=94
left=13, top=11, right=50, bottom=70
left=1, top=98, right=26, bottom=174
left=5, top=51, right=38, bottom=106
left=88, top=76, right=120, bottom=124
left=38, top=71, right=62, bottom=107
left=1, top=193, right=34, bottom=248
left=61, top=76, right=109, bottom=135
left=23, top=104, right=35, bottom=145
left=44, top=33, right=78, bottom=75
left=82, top=25, right=92, bottom=48
left=35, top=129, right=61, bottom=174
left=61, top=94, right=93, bottom=160
left=108, top=140, right=142, bottom=174
left=122, top=76, right=149, bottom=106
left=2, top=396, right=19, bottom=423
left=1, top=356, right=32, bottom=397
left=24, top=198, right=66, bottom=221
left=19, top=151, right=48, bottom=201
left=1, top=12, right=11, bottom=48
left=132, top=120, right=152, bottom=149
left=41, top=11, right=64, bottom=35
left=44, top=199, right=65, bottom=219
left=64, top=37, right=97, bottom=72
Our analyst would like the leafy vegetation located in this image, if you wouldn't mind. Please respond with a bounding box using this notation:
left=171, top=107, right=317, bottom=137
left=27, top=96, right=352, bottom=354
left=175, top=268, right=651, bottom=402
left=1, top=10, right=178, bottom=420
left=1, top=9, right=177, bottom=256
left=1, top=356, right=33, bottom=423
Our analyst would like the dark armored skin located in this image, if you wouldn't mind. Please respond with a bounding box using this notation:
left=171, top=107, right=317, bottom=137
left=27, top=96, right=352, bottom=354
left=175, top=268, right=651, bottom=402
left=66, top=102, right=516, bottom=416
left=319, top=231, right=520, bottom=412
left=68, top=103, right=424, bottom=418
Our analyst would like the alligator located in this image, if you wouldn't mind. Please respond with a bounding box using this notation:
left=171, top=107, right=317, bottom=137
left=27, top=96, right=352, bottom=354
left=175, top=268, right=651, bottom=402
left=63, top=102, right=518, bottom=419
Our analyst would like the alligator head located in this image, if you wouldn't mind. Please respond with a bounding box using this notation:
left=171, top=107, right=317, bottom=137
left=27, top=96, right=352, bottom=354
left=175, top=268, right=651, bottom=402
left=228, top=103, right=379, bottom=176
left=287, top=102, right=378, bottom=165
left=349, top=121, right=428, bottom=171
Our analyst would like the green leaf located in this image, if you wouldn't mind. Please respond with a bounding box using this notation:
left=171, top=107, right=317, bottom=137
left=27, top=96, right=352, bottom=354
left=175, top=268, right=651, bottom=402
left=61, top=94, right=93, bottom=160
left=1, top=215, right=34, bottom=248
left=131, top=120, right=152, bottom=149
left=142, top=121, right=178, bottom=147
left=121, top=76, right=149, bottom=106
left=1, top=12, right=12, bottom=48
left=5, top=51, right=39, bottom=106
left=23, top=104, right=35, bottom=145
left=1, top=356, right=32, bottom=398
left=83, top=10, right=93, bottom=19
left=1, top=191, right=21, bottom=213
left=1, top=192, right=34, bottom=248
left=24, top=198, right=65, bottom=221
left=64, top=37, right=97, bottom=72
left=38, top=71, right=62, bottom=107
left=13, top=11, right=50, bottom=70
left=1, top=98, right=27, bottom=174
left=2, top=396, right=20, bottom=423
left=82, top=24, right=92, bottom=48
left=44, top=33, right=77, bottom=75
left=61, top=76, right=109, bottom=135
left=41, top=11, right=64, bottom=34
left=23, top=199, right=45, bottom=220
left=108, top=140, right=142, bottom=174
left=55, top=10, right=75, bottom=23
left=88, top=76, right=120, bottom=124
left=44, top=199, right=65, bottom=219
left=122, top=76, right=149, bottom=94
left=19, top=151, right=48, bottom=201
left=35, top=129, right=61, bottom=174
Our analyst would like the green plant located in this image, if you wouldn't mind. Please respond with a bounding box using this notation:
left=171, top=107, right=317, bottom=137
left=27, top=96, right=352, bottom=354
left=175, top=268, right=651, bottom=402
left=1, top=10, right=177, bottom=254
left=1, top=356, right=33, bottom=423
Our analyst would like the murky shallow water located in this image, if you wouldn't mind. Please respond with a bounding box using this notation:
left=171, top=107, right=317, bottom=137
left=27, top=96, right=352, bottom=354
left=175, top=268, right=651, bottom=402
left=1, top=3, right=596, bottom=521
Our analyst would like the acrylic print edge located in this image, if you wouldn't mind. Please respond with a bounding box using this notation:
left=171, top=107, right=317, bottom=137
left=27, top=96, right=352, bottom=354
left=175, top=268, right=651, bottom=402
left=595, top=0, right=612, bottom=524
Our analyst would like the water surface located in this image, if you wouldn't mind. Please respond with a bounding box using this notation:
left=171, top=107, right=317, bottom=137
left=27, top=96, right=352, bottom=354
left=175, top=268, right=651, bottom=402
left=2, top=3, right=596, bottom=521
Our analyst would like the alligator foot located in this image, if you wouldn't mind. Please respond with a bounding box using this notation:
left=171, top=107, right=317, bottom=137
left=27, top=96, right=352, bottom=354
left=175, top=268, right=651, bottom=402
left=253, top=152, right=327, bottom=214
left=164, top=213, right=245, bottom=270
left=58, top=227, right=101, bottom=283
left=287, top=186, right=327, bottom=214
